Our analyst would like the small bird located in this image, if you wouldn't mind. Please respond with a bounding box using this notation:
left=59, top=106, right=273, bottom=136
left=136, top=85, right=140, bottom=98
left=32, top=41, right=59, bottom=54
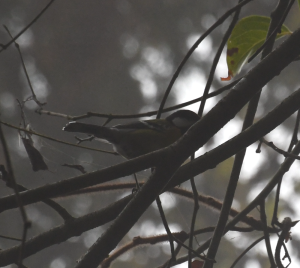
left=63, top=110, right=200, bottom=159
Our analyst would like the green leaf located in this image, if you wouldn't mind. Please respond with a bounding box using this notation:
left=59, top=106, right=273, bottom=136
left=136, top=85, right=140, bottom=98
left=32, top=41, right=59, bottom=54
left=224, top=15, right=292, bottom=79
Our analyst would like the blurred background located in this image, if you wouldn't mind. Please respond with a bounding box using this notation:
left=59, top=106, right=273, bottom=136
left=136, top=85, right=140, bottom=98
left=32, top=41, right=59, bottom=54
left=1, top=0, right=300, bottom=267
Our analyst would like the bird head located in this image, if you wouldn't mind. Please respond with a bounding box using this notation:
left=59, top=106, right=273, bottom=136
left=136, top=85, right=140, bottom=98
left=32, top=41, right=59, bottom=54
left=166, top=110, right=200, bottom=134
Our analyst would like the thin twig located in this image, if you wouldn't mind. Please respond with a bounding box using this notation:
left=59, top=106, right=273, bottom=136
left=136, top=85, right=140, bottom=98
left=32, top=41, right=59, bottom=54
left=0, top=234, right=22, bottom=242
left=260, top=200, right=276, bottom=267
left=172, top=236, right=213, bottom=263
left=272, top=108, right=300, bottom=226
left=0, top=0, right=56, bottom=53
left=188, top=156, right=199, bottom=268
left=158, top=226, right=256, bottom=268
left=287, top=108, right=300, bottom=152
left=156, top=0, right=253, bottom=118
left=61, top=182, right=278, bottom=232
left=162, top=243, right=183, bottom=268
left=101, top=231, right=188, bottom=268
left=3, top=26, right=46, bottom=107
left=275, top=217, right=298, bottom=268
left=37, top=79, right=240, bottom=121
left=156, top=196, right=176, bottom=264
left=0, top=124, right=31, bottom=267
left=188, top=178, right=199, bottom=267
left=261, top=138, right=300, bottom=160
left=0, top=120, right=117, bottom=155
left=198, top=0, right=241, bottom=117
left=229, top=236, right=265, bottom=268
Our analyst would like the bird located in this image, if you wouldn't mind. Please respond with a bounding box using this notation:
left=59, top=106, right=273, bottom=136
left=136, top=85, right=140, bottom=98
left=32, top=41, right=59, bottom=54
left=63, top=110, right=200, bottom=159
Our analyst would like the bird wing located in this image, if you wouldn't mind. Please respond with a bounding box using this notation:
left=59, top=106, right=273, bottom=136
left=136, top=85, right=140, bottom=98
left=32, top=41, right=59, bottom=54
left=112, top=119, right=165, bottom=132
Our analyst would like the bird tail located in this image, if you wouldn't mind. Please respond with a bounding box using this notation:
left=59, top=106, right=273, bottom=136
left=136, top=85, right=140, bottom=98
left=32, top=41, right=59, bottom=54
left=63, top=122, right=114, bottom=142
